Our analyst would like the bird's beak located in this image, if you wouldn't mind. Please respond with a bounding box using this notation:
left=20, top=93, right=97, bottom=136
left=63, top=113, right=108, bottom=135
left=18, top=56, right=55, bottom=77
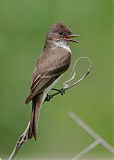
left=64, top=34, right=79, bottom=43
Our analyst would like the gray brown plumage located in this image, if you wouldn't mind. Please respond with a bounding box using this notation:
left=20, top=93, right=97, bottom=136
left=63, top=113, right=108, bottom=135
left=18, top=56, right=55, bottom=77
left=25, top=22, right=79, bottom=140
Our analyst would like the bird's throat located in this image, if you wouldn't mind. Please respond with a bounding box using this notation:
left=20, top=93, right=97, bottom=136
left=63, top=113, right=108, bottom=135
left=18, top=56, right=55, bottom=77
left=53, top=40, right=71, bottom=53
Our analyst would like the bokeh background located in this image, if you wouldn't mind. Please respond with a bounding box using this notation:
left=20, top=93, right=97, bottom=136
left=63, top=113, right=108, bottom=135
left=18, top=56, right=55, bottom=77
left=0, top=0, right=112, bottom=159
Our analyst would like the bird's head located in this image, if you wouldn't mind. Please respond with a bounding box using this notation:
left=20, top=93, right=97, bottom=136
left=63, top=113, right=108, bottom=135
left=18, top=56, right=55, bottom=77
left=47, top=22, right=79, bottom=44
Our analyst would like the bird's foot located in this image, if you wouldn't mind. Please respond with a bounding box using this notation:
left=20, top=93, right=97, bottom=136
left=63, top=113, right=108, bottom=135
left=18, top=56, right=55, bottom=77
left=52, top=88, right=65, bottom=95
left=45, top=94, right=53, bottom=102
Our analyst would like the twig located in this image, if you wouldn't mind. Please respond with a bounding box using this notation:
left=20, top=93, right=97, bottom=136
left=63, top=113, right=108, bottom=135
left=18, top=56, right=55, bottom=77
left=8, top=122, right=30, bottom=160
left=8, top=56, right=92, bottom=160
left=72, top=140, right=100, bottom=160
left=68, top=111, right=114, bottom=160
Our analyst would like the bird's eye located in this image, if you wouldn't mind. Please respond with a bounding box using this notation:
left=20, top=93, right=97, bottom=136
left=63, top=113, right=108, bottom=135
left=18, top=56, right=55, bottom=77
left=59, top=31, right=64, bottom=35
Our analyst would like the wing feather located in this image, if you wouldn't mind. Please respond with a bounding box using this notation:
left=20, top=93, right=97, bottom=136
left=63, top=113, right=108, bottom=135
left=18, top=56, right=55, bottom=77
left=25, top=48, right=71, bottom=103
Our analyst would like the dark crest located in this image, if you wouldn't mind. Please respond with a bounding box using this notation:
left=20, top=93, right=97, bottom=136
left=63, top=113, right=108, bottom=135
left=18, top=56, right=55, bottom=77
left=49, top=22, right=72, bottom=35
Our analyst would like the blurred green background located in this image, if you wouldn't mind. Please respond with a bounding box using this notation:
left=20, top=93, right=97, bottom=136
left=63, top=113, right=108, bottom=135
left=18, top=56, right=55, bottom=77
left=0, top=0, right=112, bottom=159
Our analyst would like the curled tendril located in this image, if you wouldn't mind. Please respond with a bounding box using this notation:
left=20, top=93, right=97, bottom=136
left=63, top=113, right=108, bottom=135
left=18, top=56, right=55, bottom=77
left=63, top=56, right=92, bottom=90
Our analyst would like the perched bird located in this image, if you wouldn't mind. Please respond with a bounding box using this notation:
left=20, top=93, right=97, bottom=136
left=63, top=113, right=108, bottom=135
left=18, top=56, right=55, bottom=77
left=25, top=22, right=79, bottom=140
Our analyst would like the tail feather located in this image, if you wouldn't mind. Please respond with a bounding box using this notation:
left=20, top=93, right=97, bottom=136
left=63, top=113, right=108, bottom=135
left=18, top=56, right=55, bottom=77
left=28, top=93, right=44, bottom=140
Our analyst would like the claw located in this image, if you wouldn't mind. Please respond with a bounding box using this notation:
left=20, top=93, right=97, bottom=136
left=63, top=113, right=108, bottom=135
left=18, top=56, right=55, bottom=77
left=59, top=88, right=65, bottom=95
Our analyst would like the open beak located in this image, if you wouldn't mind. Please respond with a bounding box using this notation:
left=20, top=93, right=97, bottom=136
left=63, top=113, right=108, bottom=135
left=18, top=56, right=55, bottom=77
left=64, top=34, right=79, bottom=43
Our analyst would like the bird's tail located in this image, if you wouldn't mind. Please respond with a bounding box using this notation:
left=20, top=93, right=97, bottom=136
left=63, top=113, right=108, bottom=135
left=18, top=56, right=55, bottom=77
left=28, top=93, right=44, bottom=140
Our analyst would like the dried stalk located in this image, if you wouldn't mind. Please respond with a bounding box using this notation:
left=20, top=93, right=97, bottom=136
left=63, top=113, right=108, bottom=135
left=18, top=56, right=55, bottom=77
left=8, top=56, right=92, bottom=160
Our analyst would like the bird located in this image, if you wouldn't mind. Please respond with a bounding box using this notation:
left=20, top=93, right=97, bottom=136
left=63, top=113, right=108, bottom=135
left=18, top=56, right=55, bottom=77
left=25, top=22, right=79, bottom=140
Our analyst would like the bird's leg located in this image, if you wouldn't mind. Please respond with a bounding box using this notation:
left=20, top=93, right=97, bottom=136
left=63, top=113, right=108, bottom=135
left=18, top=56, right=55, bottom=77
left=45, top=88, right=65, bottom=102
left=52, top=88, right=65, bottom=95
left=45, top=94, right=54, bottom=102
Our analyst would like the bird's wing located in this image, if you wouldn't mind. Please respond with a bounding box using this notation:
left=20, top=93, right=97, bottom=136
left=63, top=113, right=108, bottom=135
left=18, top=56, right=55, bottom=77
left=25, top=49, right=71, bottom=103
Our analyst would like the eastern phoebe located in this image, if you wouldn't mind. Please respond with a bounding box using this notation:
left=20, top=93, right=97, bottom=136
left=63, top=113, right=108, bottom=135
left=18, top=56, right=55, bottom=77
left=25, top=23, right=79, bottom=140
